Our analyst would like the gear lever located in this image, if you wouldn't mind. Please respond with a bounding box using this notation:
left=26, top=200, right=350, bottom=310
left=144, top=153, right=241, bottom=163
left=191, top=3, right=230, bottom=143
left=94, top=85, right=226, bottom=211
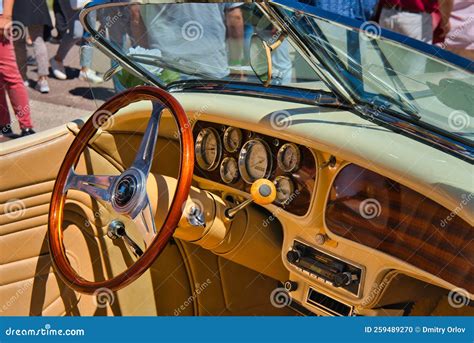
left=225, top=179, right=277, bottom=219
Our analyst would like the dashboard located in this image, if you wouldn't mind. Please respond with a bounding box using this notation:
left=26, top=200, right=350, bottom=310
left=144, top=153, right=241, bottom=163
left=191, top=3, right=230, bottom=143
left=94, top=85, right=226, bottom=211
left=192, top=121, right=317, bottom=216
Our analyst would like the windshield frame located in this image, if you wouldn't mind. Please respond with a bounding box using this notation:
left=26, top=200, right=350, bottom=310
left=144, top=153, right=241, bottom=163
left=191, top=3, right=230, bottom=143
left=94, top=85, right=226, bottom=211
left=81, top=0, right=473, bottom=161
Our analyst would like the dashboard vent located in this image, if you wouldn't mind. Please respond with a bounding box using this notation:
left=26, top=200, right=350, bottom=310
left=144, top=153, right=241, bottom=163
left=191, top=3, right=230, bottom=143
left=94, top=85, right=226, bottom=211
left=306, top=288, right=353, bottom=316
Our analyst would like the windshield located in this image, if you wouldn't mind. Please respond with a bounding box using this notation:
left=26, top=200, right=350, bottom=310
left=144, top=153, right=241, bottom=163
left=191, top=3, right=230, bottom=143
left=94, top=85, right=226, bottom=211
left=84, top=1, right=473, bottom=143
left=272, top=4, right=473, bottom=142
left=83, top=2, right=327, bottom=91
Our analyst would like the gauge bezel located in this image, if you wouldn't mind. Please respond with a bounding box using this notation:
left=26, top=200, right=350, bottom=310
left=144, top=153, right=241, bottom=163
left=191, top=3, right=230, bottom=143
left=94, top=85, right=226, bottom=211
left=223, top=127, right=243, bottom=153
left=220, top=157, right=239, bottom=184
left=195, top=127, right=222, bottom=171
left=238, top=139, right=273, bottom=184
left=274, top=175, right=296, bottom=205
left=277, top=143, right=301, bottom=173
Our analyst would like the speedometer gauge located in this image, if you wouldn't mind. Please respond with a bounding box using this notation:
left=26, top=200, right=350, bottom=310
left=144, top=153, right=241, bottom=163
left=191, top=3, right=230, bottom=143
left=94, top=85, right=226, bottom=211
left=223, top=127, right=242, bottom=153
left=274, top=176, right=295, bottom=205
left=238, top=139, right=272, bottom=184
left=195, top=127, right=222, bottom=171
left=220, top=157, right=239, bottom=184
left=277, top=143, right=301, bottom=172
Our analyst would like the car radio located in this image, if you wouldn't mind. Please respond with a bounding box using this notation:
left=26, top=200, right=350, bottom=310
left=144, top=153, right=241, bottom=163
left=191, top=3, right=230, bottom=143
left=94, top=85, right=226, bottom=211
left=287, top=240, right=363, bottom=296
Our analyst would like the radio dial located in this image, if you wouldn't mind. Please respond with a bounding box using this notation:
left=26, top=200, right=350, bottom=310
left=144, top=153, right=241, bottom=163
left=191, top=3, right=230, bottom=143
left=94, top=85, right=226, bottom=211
left=333, top=272, right=356, bottom=287
left=286, top=249, right=303, bottom=263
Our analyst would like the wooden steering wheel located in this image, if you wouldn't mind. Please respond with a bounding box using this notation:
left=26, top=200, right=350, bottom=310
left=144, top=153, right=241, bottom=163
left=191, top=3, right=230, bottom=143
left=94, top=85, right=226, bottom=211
left=48, top=86, right=194, bottom=294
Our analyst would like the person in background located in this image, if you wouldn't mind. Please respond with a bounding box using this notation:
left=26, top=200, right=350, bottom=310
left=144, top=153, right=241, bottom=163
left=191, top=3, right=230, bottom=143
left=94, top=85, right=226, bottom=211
left=13, top=0, right=53, bottom=93
left=50, top=0, right=83, bottom=80
left=309, top=0, right=379, bottom=21
left=442, top=0, right=474, bottom=60
left=52, top=0, right=68, bottom=43
left=378, top=0, right=453, bottom=44
left=0, top=0, right=35, bottom=137
left=79, top=6, right=103, bottom=83
left=135, top=3, right=244, bottom=80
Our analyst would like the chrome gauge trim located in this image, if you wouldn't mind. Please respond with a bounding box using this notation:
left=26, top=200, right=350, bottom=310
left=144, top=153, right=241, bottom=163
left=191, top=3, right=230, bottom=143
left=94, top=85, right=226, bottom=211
left=220, top=157, right=239, bottom=184
left=195, top=127, right=222, bottom=171
left=277, top=143, right=301, bottom=172
left=223, top=127, right=243, bottom=153
left=238, top=139, right=273, bottom=184
left=274, top=175, right=296, bottom=205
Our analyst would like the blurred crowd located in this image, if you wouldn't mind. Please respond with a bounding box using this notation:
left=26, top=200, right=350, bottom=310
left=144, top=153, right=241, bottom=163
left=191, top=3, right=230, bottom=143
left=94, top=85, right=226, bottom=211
left=0, top=0, right=472, bottom=138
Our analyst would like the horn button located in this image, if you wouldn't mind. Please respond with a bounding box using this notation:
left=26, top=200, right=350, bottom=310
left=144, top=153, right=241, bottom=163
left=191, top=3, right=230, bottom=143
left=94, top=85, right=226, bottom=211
left=111, top=169, right=146, bottom=215
left=115, top=175, right=137, bottom=207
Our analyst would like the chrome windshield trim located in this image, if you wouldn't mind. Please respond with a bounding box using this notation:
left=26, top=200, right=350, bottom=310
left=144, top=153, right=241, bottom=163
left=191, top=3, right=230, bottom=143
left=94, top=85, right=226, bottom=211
left=167, top=80, right=347, bottom=107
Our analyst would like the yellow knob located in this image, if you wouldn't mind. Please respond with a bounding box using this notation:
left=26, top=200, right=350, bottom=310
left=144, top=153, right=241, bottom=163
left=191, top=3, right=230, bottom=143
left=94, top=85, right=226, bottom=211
left=250, top=179, right=276, bottom=205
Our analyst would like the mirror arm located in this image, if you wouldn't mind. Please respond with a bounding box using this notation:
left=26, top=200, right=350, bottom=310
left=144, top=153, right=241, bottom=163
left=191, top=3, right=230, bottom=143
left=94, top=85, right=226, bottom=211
left=269, top=32, right=287, bottom=51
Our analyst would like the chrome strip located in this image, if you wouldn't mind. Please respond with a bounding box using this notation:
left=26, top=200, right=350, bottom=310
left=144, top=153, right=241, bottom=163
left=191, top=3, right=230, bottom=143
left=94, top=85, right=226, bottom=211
left=167, top=80, right=346, bottom=107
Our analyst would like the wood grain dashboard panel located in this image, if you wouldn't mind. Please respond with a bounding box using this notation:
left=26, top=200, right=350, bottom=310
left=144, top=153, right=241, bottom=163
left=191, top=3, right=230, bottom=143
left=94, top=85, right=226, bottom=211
left=192, top=121, right=317, bottom=216
left=326, top=164, right=473, bottom=293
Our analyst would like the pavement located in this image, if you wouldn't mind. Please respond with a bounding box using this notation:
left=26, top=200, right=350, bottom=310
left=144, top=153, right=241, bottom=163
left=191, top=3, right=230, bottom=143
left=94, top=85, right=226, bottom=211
left=1, top=40, right=116, bottom=143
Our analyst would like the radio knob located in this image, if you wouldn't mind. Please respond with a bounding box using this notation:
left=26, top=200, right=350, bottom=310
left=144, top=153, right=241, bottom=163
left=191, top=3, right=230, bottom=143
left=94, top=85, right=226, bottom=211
left=333, top=272, right=354, bottom=287
left=286, top=249, right=302, bottom=264
left=284, top=280, right=298, bottom=292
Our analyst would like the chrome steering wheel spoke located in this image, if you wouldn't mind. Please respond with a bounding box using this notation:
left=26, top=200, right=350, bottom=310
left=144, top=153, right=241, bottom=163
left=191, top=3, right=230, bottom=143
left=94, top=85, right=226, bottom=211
left=132, top=197, right=158, bottom=247
left=65, top=169, right=118, bottom=203
left=131, top=102, right=165, bottom=177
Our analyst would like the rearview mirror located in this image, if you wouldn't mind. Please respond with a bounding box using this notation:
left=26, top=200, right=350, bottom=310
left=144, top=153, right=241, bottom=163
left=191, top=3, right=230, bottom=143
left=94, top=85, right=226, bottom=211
left=249, top=34, right=272, bottom=87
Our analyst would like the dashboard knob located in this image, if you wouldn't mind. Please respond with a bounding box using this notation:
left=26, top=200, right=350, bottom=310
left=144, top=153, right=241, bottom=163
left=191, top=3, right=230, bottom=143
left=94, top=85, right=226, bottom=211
left=250, top=179, right=276, bottom=205
left=225, top=179, right=276, bottom=219
left=286, top=249, right=302, bottom=264
left=333, top=272, right=353, bottom=287
left=284, top=280, right=298, bottom=292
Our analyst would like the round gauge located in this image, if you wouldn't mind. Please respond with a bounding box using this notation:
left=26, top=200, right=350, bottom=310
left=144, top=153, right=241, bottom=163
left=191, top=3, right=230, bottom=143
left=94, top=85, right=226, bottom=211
left=238, top=139, right=272, bottom=184
left=195, top=127, right=222, bottom=171
left=274, top=176, right=296, bottom=205
left=220, top=157, right=239, bottom=184
left=277, top=143, right=301, bottom=173
left=223, top=127, right=243, bottom=153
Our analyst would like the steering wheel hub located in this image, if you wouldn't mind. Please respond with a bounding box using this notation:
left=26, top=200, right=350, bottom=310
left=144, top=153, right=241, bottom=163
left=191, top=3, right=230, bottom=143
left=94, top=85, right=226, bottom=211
left=110, top=169, right=147, bottom=215
left=115, top=175, right=137, bottom=206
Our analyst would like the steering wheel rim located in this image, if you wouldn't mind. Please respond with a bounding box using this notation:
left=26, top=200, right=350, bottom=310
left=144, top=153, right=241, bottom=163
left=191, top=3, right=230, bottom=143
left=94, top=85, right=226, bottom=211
left=48, top=86, right=194, bottom=294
